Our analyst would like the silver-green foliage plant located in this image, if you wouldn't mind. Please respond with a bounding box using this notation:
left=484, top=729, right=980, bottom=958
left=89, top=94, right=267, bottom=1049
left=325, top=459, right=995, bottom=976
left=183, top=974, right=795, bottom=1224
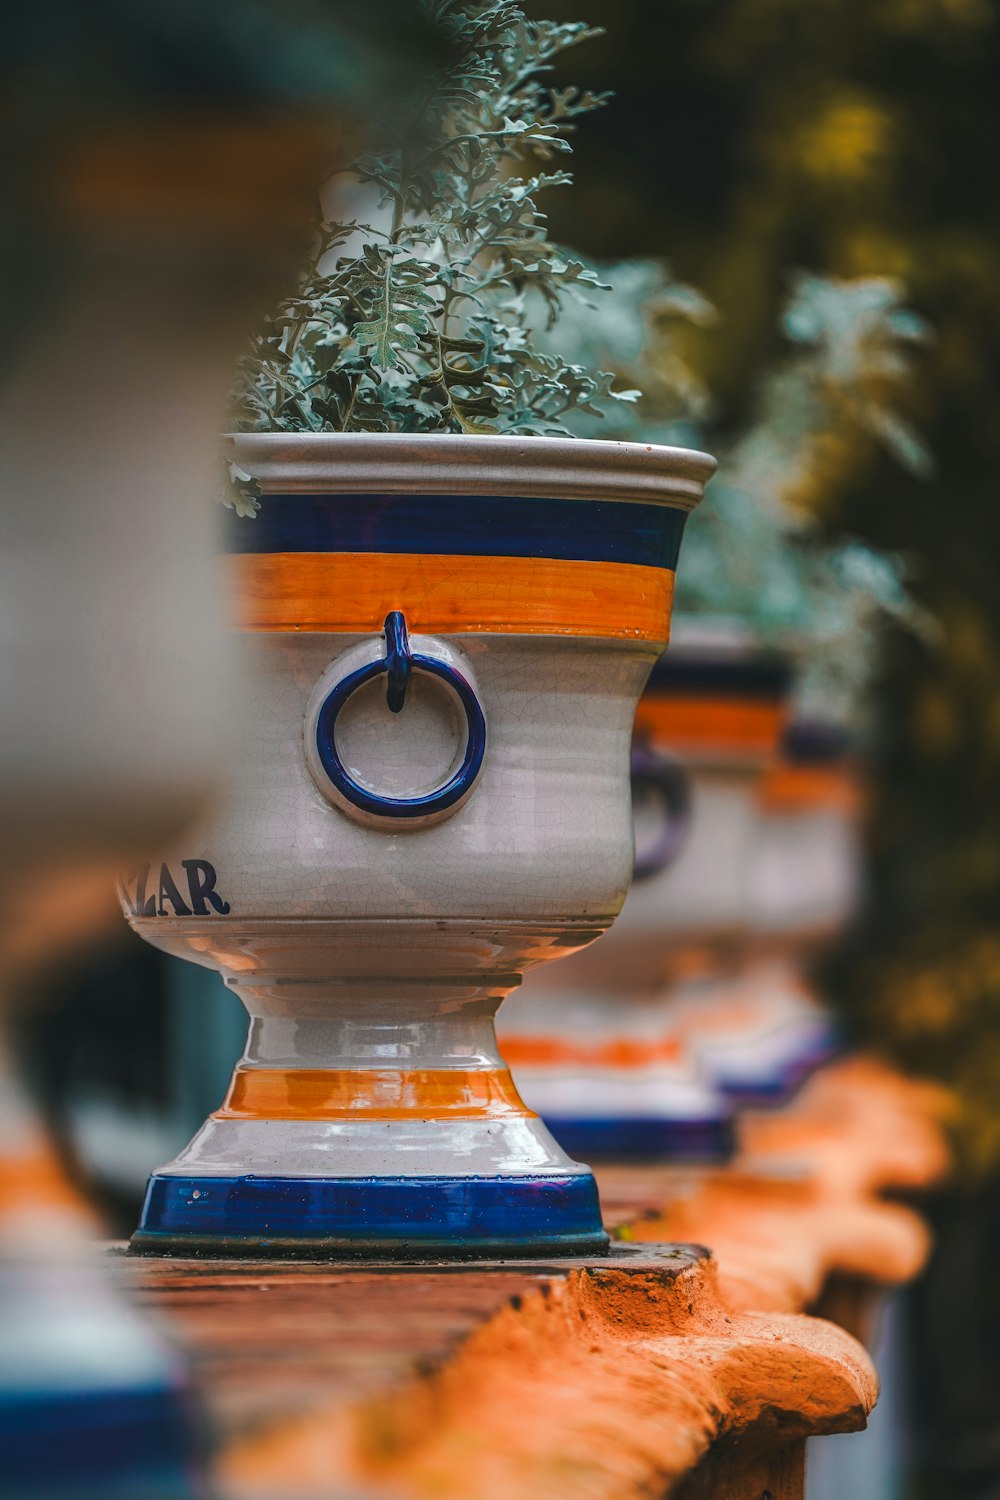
left=540, top=264, right=932, bottom=721
left=231, top=2, right=639, bottom=442
left=529, top=257, right=716, bottom=437
left=723, top=273, right=932, bottom=506
left=682, top=275, right=932, bottom=720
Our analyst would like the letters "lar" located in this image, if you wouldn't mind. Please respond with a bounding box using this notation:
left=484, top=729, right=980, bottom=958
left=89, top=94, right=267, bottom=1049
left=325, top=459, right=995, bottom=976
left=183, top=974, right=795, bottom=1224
left=120, top=860, right=231, bottom=918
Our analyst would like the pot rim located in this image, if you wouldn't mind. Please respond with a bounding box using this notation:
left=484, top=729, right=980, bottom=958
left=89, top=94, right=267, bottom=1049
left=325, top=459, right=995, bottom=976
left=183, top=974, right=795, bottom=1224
left=225, top=431, right=715, bottom=510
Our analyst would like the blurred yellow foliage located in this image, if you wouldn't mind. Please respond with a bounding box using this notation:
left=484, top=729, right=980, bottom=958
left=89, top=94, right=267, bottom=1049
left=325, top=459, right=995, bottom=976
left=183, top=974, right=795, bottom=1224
left=839, top=229, right=913, bottom=281
left=881, top=0, right=992, bottom=31
left=913, top=684, right=961, bottom=758
left=867, top=937, right=1000, bottom=1179
left=793, top=95, right=895, bottom=185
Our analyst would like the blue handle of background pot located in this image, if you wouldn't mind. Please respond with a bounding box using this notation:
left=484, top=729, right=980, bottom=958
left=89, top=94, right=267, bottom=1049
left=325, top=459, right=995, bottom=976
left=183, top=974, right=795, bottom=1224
left=315, top=612, right=487, bottom=821
left=631, top=743, right=692, bottom=881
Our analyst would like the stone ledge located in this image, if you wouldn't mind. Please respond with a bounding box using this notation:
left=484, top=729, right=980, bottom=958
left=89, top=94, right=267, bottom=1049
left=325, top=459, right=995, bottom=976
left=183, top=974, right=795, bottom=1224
left=597, top=1054, right=949, bottom=1317
left=113, top=1243, right=875, bottom=1500
left=106, top=1056, right=948, bottom=1498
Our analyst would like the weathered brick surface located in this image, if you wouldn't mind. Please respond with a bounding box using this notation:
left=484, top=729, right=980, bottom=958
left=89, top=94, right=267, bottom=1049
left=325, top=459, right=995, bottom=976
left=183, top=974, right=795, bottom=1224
left=109, top=1245, right=874, bottom=1499
left=116, top=1253, right=563, bottom=1432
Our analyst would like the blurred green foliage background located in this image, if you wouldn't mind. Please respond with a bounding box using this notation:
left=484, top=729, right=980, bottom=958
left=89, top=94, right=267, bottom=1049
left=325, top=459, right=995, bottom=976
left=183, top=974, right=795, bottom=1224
left=540, top=0, right=1000, bottom=1184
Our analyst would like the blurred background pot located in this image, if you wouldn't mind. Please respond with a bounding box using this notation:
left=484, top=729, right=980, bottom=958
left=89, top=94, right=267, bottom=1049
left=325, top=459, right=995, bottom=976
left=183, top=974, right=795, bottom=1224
left=498, top=625, right=792, bottom=1163
left=122, top=432, right=713, bottom=1258
left=685, top=721, right=862, bottom=1108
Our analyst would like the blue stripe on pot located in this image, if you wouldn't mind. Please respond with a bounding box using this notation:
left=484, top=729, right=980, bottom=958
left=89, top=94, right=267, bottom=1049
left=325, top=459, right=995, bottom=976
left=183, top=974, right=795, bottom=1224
left=542, top=1114, right=736, bottom=1165
left=222, top=492, right=687, bottom=570
left=132, top=1173, right=608, bottom=1257
left=646, top=651, right=795, bottom=699
left=780, top=720, right=853, bottom=764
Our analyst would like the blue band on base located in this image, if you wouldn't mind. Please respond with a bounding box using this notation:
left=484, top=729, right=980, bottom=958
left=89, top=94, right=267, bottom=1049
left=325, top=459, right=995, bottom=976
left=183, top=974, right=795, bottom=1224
left=715, top=1076, right=805, bottom=1109
left=0, top=1384, right=198, bottom=1495
left=132, top=1172, right=608, bottom=1259
left=711, top=1030, right=843, bottom=1109
left=714, top=1054, right=835, bottom=1109
left=543, top=1114, right=736, bottom=1165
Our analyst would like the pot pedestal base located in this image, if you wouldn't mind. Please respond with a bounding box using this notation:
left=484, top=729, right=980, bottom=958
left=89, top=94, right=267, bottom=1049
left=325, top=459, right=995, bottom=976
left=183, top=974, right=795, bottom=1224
left=131, top=1171, right=608, bottom=1260
left=129, top=922, right=618, bottom=1259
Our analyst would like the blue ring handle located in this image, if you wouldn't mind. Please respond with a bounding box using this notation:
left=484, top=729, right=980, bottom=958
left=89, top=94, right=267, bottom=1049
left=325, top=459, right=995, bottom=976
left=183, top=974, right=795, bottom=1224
left=315, top=612, right=487, bottom=820
left=631, top=741, right=692, bottom=881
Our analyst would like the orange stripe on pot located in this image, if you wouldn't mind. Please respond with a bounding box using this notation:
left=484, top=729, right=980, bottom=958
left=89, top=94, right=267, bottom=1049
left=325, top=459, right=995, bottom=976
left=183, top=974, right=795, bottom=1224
left=759, top=763, right=863, bottom=814
left=500, top=1036, right=684, bottom=1070
left=226, top=552, right=674, bottom=640
left=214, top=1066, right=534, bottom=1121
left=633, top=696, right=789, bottom=756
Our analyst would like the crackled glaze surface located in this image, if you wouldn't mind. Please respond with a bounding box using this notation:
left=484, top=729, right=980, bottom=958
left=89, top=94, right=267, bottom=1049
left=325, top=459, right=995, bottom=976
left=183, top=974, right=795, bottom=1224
left=123, top=433, right=713, bottom=1256
left=127, top=633, right=647, bottom=923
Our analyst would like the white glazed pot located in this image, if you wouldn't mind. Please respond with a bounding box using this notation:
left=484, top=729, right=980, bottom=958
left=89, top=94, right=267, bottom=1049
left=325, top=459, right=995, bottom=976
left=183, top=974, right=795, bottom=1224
left=750, top=727, right=862, bottom=950
left=499, top=633, right=791, bottom=1162
left=121, top=432, right=713, bottom=1257
left=685, top=727, right=862, bottom=1105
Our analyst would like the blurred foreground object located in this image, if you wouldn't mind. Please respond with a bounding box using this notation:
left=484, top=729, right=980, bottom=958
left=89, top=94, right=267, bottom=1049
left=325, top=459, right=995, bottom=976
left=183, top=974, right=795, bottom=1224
left=0, top=1255, right=198, bottom=1500
left=0, top=3, right=443, bottom=1493
left=0, top=0, right=438, bottom=970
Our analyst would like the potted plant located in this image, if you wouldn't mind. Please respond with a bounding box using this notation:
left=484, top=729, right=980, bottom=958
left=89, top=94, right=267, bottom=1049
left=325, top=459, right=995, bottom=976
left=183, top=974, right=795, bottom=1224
left=122, top=3, right=715, bottom=1258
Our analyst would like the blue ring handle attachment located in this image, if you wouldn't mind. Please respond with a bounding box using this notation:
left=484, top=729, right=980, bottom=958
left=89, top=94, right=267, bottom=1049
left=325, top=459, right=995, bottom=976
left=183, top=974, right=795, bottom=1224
left=315, top=612, right=487, bottom=821
left=631, top=740, right=692, bottom=881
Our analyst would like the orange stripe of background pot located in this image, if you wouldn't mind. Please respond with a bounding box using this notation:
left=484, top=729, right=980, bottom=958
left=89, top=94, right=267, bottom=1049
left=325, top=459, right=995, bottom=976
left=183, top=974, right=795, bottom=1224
left=227, top=552, right=674, bottom=640
left=759, top=763, right=863, bottom=813
left=499, top=1037, right=684, bottom=1069
left=634, top=696, right=789, bottom=756
left=214, top=1067, right=535, bottom=1121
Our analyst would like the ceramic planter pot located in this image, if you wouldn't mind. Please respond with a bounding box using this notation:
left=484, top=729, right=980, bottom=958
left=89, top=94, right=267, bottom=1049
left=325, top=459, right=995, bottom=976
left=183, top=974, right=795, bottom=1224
left=498, top=630, right=792, bottom=1162
left=688, top=723, right=861, bottom=1106
left=751, top=723, right=862, bottom=949
left=121, top=433, right=713, bottom=1257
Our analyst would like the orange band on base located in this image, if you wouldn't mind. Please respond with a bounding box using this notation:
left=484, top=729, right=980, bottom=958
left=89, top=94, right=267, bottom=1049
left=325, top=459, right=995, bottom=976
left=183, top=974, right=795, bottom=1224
left=215, top=1066, right=534, bottom=1121
left=759, top=764, right=862, bottom=813
left=227, top=552, right=674, bottom=640
left=634, top=696, right=788, bottom=757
